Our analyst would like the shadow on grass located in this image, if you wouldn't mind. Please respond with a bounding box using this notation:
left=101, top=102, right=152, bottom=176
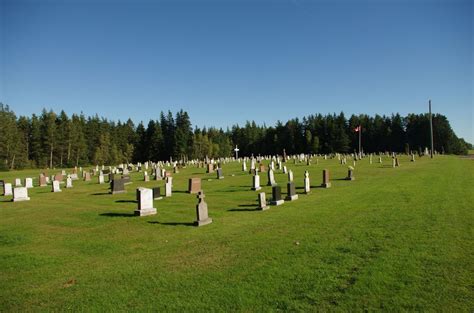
left=238, top=203, right=257, bottom=207
left=173, top=190, right=189, bottom=194
left=228, top=207, right=259, bottom=212
left=92, top=192, right=110, bottom=196
left=115, top=200, right=137, bottom=203
left=99, top=212, right=135, bottom=217
left=148, top=221, right=195, bottom=227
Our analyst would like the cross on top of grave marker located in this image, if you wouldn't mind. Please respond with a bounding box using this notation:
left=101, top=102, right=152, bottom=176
left=234, top=145, right=239, bottom=159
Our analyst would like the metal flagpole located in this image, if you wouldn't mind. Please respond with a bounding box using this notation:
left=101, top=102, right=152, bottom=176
left=429, top=100, right=434, bottom=158
left=359, top=125, right=362, bottom=157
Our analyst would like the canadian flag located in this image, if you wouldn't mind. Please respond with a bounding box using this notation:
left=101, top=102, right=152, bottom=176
left=354, top=126, right=361, bottom=132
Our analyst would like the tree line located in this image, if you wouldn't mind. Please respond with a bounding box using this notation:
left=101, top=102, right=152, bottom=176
left=0, top=103, right=470, bottom=170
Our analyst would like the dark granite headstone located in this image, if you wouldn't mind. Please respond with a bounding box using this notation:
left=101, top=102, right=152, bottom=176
left=111, top=179, right=126, bottom=194
left=285, top=182, right=298, bottom=201
left=152, top=187, right=162, bottom=199
left=217, top=168, right=224, bottom=179
left=271, top=186, right=284, bottom=205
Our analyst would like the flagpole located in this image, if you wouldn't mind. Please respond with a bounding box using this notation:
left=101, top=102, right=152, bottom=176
left=358, top=125, right=362, bottom=156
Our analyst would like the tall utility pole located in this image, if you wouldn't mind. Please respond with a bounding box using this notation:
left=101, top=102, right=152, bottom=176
left=358, top=125, right=362, bottom=157
left=429, top=99, right=434, bottom=158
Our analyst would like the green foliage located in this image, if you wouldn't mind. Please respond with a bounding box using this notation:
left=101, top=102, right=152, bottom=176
left=0, top=104, right=470, bottom=171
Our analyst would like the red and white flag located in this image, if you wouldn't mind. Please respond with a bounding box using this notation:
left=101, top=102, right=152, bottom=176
left=354, top=126, right=361, bottom=132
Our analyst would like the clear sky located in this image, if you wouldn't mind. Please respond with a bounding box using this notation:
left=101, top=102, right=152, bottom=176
left=1, top=0, right=472, bottom=142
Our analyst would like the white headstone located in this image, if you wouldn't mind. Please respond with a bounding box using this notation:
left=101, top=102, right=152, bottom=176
left=251, top=173, right=261, bottom=191
left=66, top=177, right=73, bottom=188
left=13, top=187, right=30, bottom=202
left=52, top=180, right=62, bottom=192
left=304, top=170, right=310, bottom=194
left=15, top=178, right=22, bottom=187
left=25, top=178, right=33, bottom=188
left=134, top=187, right=157, bottom=216
left=165, top=177, right=172, bottom=197
left=3, top=183, right=13, bottom=196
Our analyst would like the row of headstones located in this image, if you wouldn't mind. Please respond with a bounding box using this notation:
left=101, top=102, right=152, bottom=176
left=255, top=168, right=355, bottom=210
left=2, top=179, right=69, bottom=202
left=133, top=179, right=212, bottom=227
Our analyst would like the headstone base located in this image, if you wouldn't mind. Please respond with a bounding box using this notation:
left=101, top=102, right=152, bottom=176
left=321, top=183, right=331, bottom=188
left=218, top=177, right=224, bottom=179
left=13, top=197, right=30, bottom=202
left=195, top=218, right=213, bottom=227
left=345, top=177, right=355, bottom=181
left=134, top=208, right=157, bottom=216
left=112, top=190, right=126, bottom=195
left=285, top=195, right=299, bottom=201
left=251, top=187, right=262, bottom=191
left=258, top=205, right=270, bottom=211
left=153, top=196, right=163, bottom=200
left=270, top=200, right=285, bottom=206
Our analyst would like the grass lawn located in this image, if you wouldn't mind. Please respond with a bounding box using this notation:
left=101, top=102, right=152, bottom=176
left=1, top=155, right=473, bottom=311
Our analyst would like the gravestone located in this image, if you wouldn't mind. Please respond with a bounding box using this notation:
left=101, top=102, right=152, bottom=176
left=267, top=168, right=276, bottom=186
left=249, top=159, right=256, bottom=174
left=15, top=178, right=22, bottom=187
left=392, top=158, right=396, bottom=168
left=270, top=186, right=284, bottom=205
left=259, top=164, right=266, bottom=173
left=13, top=187, right=30, bottom=202
left=134, top=187, right=157, bottom=216
left=122, top=174, right=132, bottom=184
left=345, top=167, right=355, bottom=181
left=411, top=154, right=415, bottom=162
left=194, top=191, right=212, bottom=226
left=4, top=183, right=13, bottom=196
left=52, top=180, right=62, bottom=192
left=84, top=172, right=91, bottom=181
left=242, top=162, right=247, bottom=172
left=251, top=172, right=261, bottom=191
left=217, top=168, right=224, bottom=179
left=206, top=164, right=214, bottom=173
left=54, top=174, right=63, bottom=182
left=285, top=182, right=298, bottom=201
left=165, top=177, right=172, bottom=197
left=258, top=192, right=269, bottom=210
left=111, top=179, right=126, bottom=194
left=188, top=178, right=201, bottom=194
left=304, top=170, right=310, bottom=194
left=155, top=168, right=162, bottom=180
left=66, top=177, right=73, bottom=188
left=98, top=174, right=105, bottom=184
left=25, top=178, right=33, bottom=189
left=144, top=171, right=149, bottom=182
left=152, top=187, right=162, bottom=200
left=39, top=175, right=47, bottom=187
left=395, top=157, right=400, bottom=167
left=379, top=156, right=382, bottom=164
left=283, top=166, right=288, bottom=174
left=288, top=170, right=294, bottom=182
left=321, top=169, right=331, bottom=188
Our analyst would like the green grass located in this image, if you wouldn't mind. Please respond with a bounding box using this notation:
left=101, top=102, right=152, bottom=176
left=1, top=155, right=473, bottom=311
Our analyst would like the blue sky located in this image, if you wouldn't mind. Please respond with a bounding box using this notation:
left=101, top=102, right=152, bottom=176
left=1, top=0, right=472, bottom=142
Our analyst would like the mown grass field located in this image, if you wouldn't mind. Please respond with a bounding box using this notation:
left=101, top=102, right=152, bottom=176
left=1, top=155, right=473, bottom=311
